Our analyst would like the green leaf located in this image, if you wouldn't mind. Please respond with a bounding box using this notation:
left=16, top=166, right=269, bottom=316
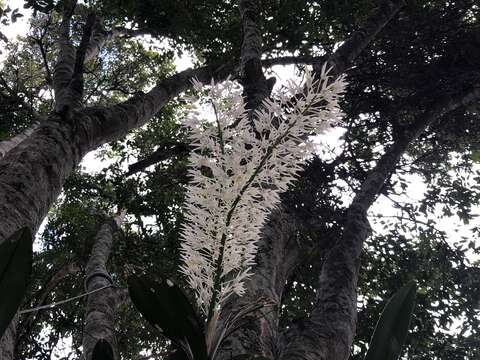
left=0, top=227, right=33, bottom=338
left=230, top=355, right=270, bottom=360
left=364, top=281, right=417, bottom=360
left=471, top=150, right=480, bottom=163
left=92, top=339, right=114, bottom=360
left=128, top=274, right=208, bottom=360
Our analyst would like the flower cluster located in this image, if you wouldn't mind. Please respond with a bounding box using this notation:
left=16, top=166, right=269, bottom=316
left=180, top=65, right=346, bottom=316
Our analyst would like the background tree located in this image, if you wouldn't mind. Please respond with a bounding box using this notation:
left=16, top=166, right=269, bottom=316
left=0, top=0, right=479, bottom=359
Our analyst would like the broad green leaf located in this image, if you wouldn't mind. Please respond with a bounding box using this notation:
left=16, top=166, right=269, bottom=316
left=230, top=355, right=270, bottom=360
left=364, top=281, right=417, bottom=360
left=0, top=227, right=33, bottom=337
left=92, top=339, right=114, bottom=360
left=128, top=274, right=208, bottom=360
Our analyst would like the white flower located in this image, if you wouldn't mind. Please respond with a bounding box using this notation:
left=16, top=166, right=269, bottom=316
left=180, top=66, right=346, bottom=316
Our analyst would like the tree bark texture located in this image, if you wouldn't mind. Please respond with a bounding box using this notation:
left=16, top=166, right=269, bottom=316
left=0, top=122, right=40, bottom=159
left=0, top=315, right=18, bottom=360
left=82, top=214, right=123, bottom=360
left=217, top=206, right=303, bottom=359
left=238, top=0, right=273, bottom=111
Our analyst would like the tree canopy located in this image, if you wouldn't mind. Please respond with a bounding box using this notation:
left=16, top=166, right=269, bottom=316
left=0, top=0, right=479, bottom=359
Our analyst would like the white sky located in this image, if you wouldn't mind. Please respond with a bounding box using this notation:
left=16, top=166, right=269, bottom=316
left=2, top=0, right=478, bottom=357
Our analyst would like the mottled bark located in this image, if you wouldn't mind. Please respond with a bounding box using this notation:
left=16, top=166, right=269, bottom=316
left=239, top=0, right=274, bottom=111
left=0, top=315, right=18, bottom=360
left=280, top=86, right=480, bottom=360
left=217, top=206, right=302, bottom=359
left=82, top=213, right=124, bottom=360
left=0, top=123, right=40, bottom=159
left=214, top=3, right=280, bottom=357
left=83, top=15, right=114, bottom=62
left=84, top=22, right=148, bottom=62
left=53, top=0, right=77, bottom=111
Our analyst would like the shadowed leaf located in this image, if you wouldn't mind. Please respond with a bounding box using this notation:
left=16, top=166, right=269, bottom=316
left=364, top=281, right=417, bottom=360
left=0, top=227, right=33, bottom=338
left=128, top=274, right=208, bottom=360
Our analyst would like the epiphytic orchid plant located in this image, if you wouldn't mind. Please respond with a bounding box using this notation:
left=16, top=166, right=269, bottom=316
left=180, top=64, right=346, bottom=320
left=128, top=65, right=349, bottom=360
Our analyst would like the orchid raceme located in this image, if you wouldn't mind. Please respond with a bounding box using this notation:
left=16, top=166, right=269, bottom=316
left=180, top=65, right=346, bottom=318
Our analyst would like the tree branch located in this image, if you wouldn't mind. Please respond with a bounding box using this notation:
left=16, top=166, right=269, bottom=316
left=126, top=142, right=189, bottom=176
left=322, top=0, right=406, bottom=76
left=82, top=213, right=124, bottom=360
left=16, top=261, right=80, bottom=349
left=280, top=84, right=480, bottom=360
left=69, top=12, right=97, bottom=105
left=239, top=0, right=274, bottom=111
left=53, top=0, right=77, bottom=110
left=84, top=24, right=149, bottom=62
left=82, top=63, right=234, bottom=149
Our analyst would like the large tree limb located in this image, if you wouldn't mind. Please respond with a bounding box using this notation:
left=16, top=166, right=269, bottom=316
left=84, top=23, right=149, bottom=62
left=280, top=85, right=480, bottom=360
left=70, top=12, right=97, bottom=103
left=126, top=142, right=189, bottom=176
left=239, top=0, right=274, bottom=111
left=321, top=0, right=406, bottom=76
left=217, top=206, right=303, bottom=359
left=0, top=122, right=40, bottom=159
left=0, top=63, right=232, bottom=247
left=53, top=0, right=77, bottom=110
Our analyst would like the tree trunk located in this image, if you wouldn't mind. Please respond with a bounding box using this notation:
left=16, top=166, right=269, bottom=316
left=82, top=213, right=124, bottom=360
left=217, top=206, right=303, bottom=359
left=216, top=1, right=408, bottom=358
left=279, top=85, right=480, bottom=360
left=0, top=315, right=18, bottom=360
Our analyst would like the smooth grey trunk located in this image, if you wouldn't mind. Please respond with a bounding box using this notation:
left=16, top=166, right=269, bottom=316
left=82, top=213, right=124, bottom=360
